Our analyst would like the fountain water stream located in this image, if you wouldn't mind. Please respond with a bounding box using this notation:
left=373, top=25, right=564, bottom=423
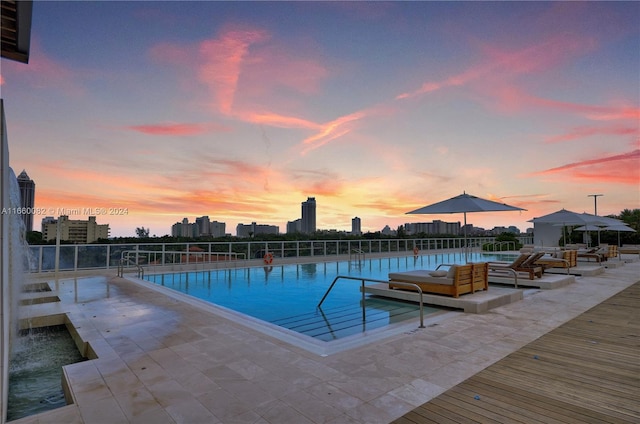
left=1, top=101, right=86, bottom=422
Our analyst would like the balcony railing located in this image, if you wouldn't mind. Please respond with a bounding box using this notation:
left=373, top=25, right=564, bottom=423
left=26, top=236, right=533, bottom=273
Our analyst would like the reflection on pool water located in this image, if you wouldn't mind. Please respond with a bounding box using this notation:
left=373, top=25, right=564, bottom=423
left=144, top=252, right=514, bottom=341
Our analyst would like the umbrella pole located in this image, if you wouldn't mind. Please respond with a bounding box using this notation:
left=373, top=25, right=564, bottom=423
left=463, top=212, right=468, bottom=263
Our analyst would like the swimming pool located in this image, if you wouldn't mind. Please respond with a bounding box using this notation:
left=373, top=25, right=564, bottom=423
left=143, top=252, right=514, bottom=344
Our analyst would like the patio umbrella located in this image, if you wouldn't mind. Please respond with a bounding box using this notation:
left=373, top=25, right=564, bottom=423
left=529, top=209, right=612, bottom=246
left=573, top=224, right=606, bottom=246
left=406, top=192, right=526, bottom=262
left=573, top=225, right=603, bottom=232
left=602, top=224, right=636, bottom=254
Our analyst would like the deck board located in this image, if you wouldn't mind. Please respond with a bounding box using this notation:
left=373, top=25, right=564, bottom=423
left=392, top=281, right=640, bottom=423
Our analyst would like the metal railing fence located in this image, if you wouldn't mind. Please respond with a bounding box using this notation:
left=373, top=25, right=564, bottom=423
left=26, top=236, right=533, bottom=273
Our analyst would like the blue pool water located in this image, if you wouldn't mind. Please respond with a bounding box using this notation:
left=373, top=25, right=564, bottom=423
left=144, top=252, right=514, bottom=341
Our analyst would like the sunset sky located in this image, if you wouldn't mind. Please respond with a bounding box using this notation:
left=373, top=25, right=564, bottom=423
left=1, top=1, right=639, bottom=237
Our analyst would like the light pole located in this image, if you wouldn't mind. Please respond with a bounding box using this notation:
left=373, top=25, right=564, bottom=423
left=588, top=194, right=603, bottom=216
left=588, top=194, right=603, bottom=245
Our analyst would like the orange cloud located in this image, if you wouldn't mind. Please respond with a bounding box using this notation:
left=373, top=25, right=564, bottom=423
left=240, top=111, right=321, bottom=130
left=126, top=122, right=229, bottom=136
left=531, top=149, right=640, bottom=184
left=298, top=106, right=391, bottom=155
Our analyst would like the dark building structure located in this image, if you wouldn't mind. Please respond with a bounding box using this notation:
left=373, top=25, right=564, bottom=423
left=16, top=169, right=34, bottom=232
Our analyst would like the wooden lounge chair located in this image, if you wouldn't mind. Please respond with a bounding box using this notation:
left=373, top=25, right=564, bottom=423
left=389, top=263, right=486, bottom=298
left=620, top=244, right=640, bottom=255
left=488, top=253, right=543, bottom=280
left=576, top=247, right=606, bottom=263
left=515, top=252, right=544, bottom=279
left=535, top=250, right=576, bottom=269
left=470, top=262, right=489, bottom=292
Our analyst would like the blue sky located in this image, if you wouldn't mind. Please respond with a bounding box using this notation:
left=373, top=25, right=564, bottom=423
left=1, top=1, right=638, bottom=237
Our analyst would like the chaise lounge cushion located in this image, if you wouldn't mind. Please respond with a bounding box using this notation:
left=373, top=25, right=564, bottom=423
left=446, top=265, right=457, bottom=278
left=388, top=270, right=454, bottom=286
left=429, top=270, right=447, bottom=277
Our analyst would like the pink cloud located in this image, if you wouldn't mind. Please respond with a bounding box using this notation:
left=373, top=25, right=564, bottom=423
left=545, top=125, right=638, bottom=144
left=529, top=96, right=640, bottom=121
left=302, top=111, right=366, bottom=145
left=396, top=34, right=597, bottom=101
left=150, top=26, right=330, bottom=131
left=197, top=29, right=270, bottom=114
left=126, top=122, right=229, bottom=136
left=240, top=43, right=329, bottom=98
left=531, top=149, right=640, bottom=185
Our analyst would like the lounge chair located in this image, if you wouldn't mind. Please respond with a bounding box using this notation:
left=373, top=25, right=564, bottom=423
left=535, top=250, right=576, bottom=270
left=488, top=253, right=543, bottom=280
left=575, top=247, right=607, bottom=263
left=388, top=263, right=487, bottom=298
left=470, top=262, right=489, bottom=292
left=594, top=244, right=617, bottom=260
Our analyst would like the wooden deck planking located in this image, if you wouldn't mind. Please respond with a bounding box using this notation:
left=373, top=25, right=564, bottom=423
left=393, top=282, right=640, bottom=424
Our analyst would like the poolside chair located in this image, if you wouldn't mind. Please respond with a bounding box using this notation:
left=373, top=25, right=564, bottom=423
left=488, top=253, right=543, bottom=280
left=535, top=250, right=576, bottom=271
left=576, top=247, right=604, bottom=263
left=388, top=264, right=476, bottom=298
left=487, top=253, right=530, bottom=268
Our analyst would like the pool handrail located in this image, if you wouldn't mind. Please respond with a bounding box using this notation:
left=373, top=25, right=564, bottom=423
left=117, top=257, right=144, bottom=279
left=317, top=275, right=425, bottom=329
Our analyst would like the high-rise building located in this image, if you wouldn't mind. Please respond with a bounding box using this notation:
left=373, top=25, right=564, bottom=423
left=286, top=219, right=302, bottom=234
left=236, top=222, right=279, bottom=238
left=351, top=217, right=361, bottom=235
left=209, top=221, right=226, bottom=237
left=301, top=197, right=316, bottom=234
left=195, top=216, right=211, bottom=236
left=41, top=215, right=109, bottom=243
left=172, top=218, right=195, bottom=238
left=17, top=169, right=35, bottom=232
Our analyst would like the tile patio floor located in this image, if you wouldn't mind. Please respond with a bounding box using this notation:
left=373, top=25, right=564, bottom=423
left=11, top=258, right=640, bottom=424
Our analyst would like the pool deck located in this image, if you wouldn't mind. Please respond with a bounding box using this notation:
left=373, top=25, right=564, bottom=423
left=11, top=257, right=640, bottom=424
left=365, top=284, right=525, bottom=314
left=393, top=281, right=640, bottom=423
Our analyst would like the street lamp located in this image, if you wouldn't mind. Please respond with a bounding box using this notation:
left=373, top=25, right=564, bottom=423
left=588, top=194, right=603, bottom=216
left=588, top=194, right=603, bottom=245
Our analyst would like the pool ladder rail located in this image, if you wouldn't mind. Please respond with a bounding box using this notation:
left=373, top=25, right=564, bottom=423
left=318, top=275, right=426, bottom=329
left=349, top=249, right=366, bottom=262
left=117, top=257, right=144, bottom=279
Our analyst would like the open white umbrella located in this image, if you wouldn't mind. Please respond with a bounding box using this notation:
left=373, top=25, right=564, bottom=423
left=602, top=224, right=636, bottom=256
left=573, top=224, right=606, bottom=246
left=573, top=225, right=603, bottom=231
left=407, top=192, right=526, bottom=262
left=529, top=209, right=614, bottom=246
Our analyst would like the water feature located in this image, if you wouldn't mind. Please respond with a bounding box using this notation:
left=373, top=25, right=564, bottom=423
left=2, top=169, right=85, bottom=421
left=2, top=102, right=88, bottom=422
left=7, top=325, right=86, bottom=421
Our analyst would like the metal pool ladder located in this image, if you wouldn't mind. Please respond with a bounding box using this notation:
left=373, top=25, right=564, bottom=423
left=317, top=275, right=426, bottom=329
left=117, top=257, right=144, bottom=279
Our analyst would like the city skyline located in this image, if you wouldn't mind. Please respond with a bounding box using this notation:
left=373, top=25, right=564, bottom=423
left=1, top=2, right=638, bottom=237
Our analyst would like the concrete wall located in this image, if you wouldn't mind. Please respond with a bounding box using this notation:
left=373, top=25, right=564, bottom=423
left=1, top=99, right=9, bottom=424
